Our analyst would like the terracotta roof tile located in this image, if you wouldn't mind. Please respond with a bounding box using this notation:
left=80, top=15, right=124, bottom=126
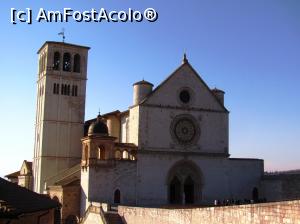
left=0, top=178, right=59, bottom=218
left=5, top=171, right=20, bottom=179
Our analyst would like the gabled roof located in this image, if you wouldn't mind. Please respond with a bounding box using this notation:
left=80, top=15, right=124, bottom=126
left=139, top=60, right=229, bottom=112
left=20, top=160, right=32, bottom=175
left=5, top=171, right=20, bottom=179
left=0, top=178, right=59, bottom=218
left=24, top=161, right=32, bottom=170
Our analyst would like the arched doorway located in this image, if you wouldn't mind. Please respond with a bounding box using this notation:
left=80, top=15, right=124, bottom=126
left=252, top=187, right=259, bottom=201
left=167, top=160, right=202, bottom=205
left=170, top=176, right=181, bottom=204
left=184, top=176, right=194, bottom=204
left=114, top=189, right=121, bottom=204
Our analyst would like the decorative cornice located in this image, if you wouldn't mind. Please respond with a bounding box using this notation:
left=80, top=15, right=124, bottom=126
left=137, top=149, right=229, bottom=158
left=130, top=103, right=229, bottom=114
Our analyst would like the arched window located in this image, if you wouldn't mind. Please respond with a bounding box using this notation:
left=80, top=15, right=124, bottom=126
left=72, top=85, right=75, bottom=96
left=114, top=189, right=121, bottom=204
left=122, top=150, right=129, bottom=160
left=75, top=86, right=78, bottom=96
left=63, top=53, right=71, bottom=72
left=67, top=85, right=70, bottom=96
left=73, top=54, right=81, bottom=73
left=56, top=84, right=59, bottom=94
left=61, top=84, right=69, bottom=95
left=98, top=146, right=105, bottom=160
left=53, top=52, right=60, bottom=70
left=129, top=151, right=137, bottom=161
left=72, top=85, right=78, bottom=96
left=53, top=83, right=60, bottom=94
left=115, top=150, right=121, bottom=160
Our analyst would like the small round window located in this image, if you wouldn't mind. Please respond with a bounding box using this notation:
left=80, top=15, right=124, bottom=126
left=179, top=90, right=190, bottom=104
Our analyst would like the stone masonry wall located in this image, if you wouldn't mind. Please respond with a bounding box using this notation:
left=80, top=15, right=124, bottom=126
left=118, top=200, right=300, bottom=224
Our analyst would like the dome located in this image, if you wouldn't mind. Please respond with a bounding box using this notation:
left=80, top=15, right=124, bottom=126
left=88, top=115, right=108, bottom=136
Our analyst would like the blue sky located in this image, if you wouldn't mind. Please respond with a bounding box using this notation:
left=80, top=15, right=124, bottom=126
left=0, top=0, right=299, bottom=177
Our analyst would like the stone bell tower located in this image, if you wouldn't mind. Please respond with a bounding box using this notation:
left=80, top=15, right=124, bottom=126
left=33, top=41, right=90, bottom=193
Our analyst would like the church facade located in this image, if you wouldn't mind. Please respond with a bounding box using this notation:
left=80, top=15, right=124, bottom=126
left=80, top=54, right=263, bottom=214
left=31, top=41, right=269, bottom=221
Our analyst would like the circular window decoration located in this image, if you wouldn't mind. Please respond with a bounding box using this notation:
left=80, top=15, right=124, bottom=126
left=179, top=90, right=190, bottom=103
left=177, top=87, right=194, bottom=106
left=170, top=114, right=200, bottom=145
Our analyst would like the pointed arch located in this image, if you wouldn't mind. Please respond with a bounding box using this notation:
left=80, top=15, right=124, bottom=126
left=167, top=160, right=203, bottom=204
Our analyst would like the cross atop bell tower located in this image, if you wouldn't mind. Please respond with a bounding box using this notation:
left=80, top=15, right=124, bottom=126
left=33, top=41, right=90, bottom=193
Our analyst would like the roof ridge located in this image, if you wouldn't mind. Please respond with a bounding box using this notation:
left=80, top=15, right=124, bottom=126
left=139, top=61, right=229, bottom=113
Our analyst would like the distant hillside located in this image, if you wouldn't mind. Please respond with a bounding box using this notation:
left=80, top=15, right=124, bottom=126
left=265, top=169, right=300, bottom=175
